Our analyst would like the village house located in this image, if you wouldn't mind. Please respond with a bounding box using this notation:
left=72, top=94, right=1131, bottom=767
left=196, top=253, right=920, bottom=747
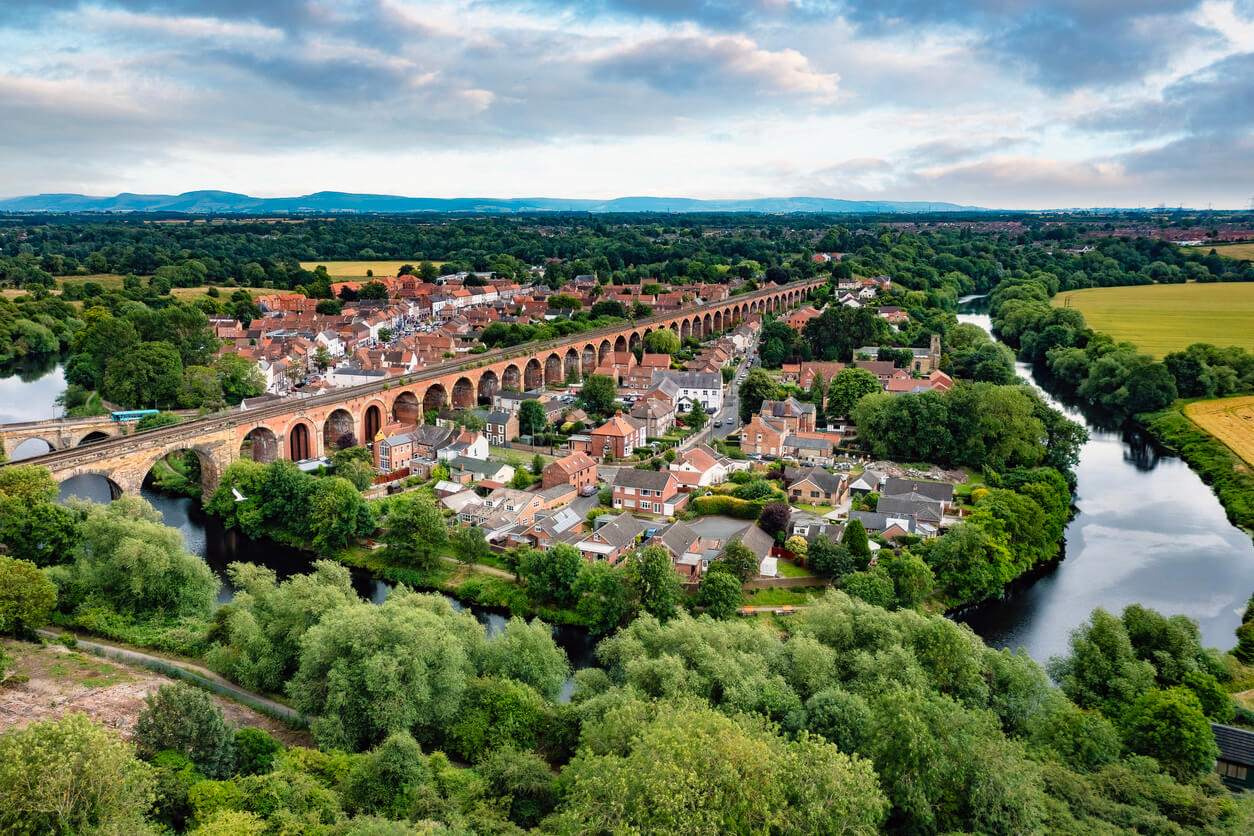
left=784, top=432, right=838, bottom=465
left=458, top=487, right=546, bottom=542
left=740, top=413, right=790, bottom=458
left=542, top=451, right=598, bottom=491
left=447, top=456, right=514, bottom=486
left=572, top=413, right=647, bottom=460
left=651, top=369, right=723, bottom=413
left=611, top=469, right=689, bottom=516
left=760, top=397, right=815, bottom=432
left=485, top=410, right=518, bottom=446
left=848, top=510, right=924, bottom=541
left=876, top=305, right=910, bottom=324
left=650, top=521, right=712, bottom=580
left=373, top=422, right=416, bottom=471
left=881, top=477, right=956, bottom=511
left=436, top=429, right=488, bottom=462
left=630, top=396, right=676, bottom=436
left=410, top=424, right=454, bottom=459
left=575, top=513, right=650, bottom=564
left=509, top=506, right=584, bottom=552
left=784, top=305, right=823, bottom=330
left=785, top=465, right=849, bottom=506
left=1213, top=724, right=1254, bottom=791
left=668, top=443, right=735, bottom=488
left=849, top=469, right=887, bottom=497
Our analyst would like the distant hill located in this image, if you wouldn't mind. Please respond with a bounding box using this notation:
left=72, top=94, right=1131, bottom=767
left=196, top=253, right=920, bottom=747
left=0, top=190, right=985, bottom=214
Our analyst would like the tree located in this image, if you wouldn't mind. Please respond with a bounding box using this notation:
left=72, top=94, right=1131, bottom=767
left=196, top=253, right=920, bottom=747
left=531, top=453, right=545, bottom=475
left=841, top=568, right=896, bottom=609
left=233, top=727, right=282, bottom=777
left=381, top=493, right=447, bottom=570
left=738, top=367, right=779, bottom=422
left=809, top=373, right=826, bottom=419
left=315, top=299, right=341, bottom=316
left=0, top=556, right=56, bottom=634
left=214, top=353, right=264, bottom=404
left=758, top=501, right=790, bottom=537
left=841, top=519, right=872, bottom=569
left=335, top=456, right=375, bottom=492
left=313, top=345, right=332, bottom=370
left=306, top=476, right=375, bottom=555
left=341, top=731, right=430, bottom=818
left=520, top=543, right=583, bottom=608
left=625, top=546, right=682, bottom=621
left=643, top=328, right=680, bottom=355
left=377, top=326, right=394, bottom=343
left=718, top=539, right=760, bottom=583
left=509, top=468, right=533, bottom=489
left=448, top=676, right=547, bottom=762
left=784, top=535, right=808, bottom=559
left=0, top=466, right=79, bottom=567
left=1120, top=687, right=1218, bottom=780
left=827, top=367, right=881, bottom=420
left=577, top=374, right=618, bottom=417
left=134, top=684, right=237, bottom=779
left=590, top=300, right=627, bottom=319
left=359, top=281, right=389, bottom=300
left=808, top=535, right=855, bottom=579
left=65, top=496, right=219, bottom=618
left=453, top=525, right=489, bottom=567
left=0, top=712, right=156, bottom=836
left=518, top=399, right=546, bottom=437
left=682, top=404, right=707, bottom=430
left=478, top=746, right=559, bottom=829
left=289, top=591, right=476, bottom=751
left=1047, top=608, right=1156, bottom=715
left=699, top=570, right=742, bottom=619
left=553, top=702, right=887, bottom=834
left=573, top=561, right=632, bottom=635
left=880, top=550, right=935, bottom=609
left=101, top=340, right=184, bottom=408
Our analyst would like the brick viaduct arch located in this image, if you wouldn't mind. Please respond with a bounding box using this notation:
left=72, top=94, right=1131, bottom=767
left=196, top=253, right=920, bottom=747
left=4, top=280, right=822, bottom=496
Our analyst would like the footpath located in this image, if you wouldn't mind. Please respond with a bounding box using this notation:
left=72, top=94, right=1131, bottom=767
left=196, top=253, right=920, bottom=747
left=35, top=628, right=306, bottom=726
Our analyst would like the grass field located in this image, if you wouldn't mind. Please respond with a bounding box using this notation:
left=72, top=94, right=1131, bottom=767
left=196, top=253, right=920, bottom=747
left=3, top=275, right=295, bottom=306
left=1051, top=283, right=1254, bottom=357
left=299, top=260, right=444, bottom=278
left=1207, top=243, right=1254, bottom=260
left=1184, top=395, right=1254, bottom=466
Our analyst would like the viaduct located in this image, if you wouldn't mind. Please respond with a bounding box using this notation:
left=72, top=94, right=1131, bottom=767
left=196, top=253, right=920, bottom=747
left=1, top=280, right=822, bottom=497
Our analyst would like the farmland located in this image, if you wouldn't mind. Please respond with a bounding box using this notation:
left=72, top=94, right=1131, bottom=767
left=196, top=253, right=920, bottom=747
left=1184, top=395, right=1254, bottom=467
left=1207, top=243, right=1254, bottom=260
left=299, top=259, right=443, bottom=278
left=1051, top=282, right=1254, bottom=357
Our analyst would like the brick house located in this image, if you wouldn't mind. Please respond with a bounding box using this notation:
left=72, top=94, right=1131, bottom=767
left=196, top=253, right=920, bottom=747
left=785, top=465, right=849, bottom=506
left=611, top=469, right=689, bottom=516
left=542, top=451, right=598, bottom=491
left=575, top=513, right=650, bottom=564
left=373, top=422, right=415, bottom=471
left=760, top=398, right=815, bottom=432
left=573, top=413, right=647, bottom=460
left=485, top=410, right=518, bottom=446
left=740, top=414, right=789, bottom=458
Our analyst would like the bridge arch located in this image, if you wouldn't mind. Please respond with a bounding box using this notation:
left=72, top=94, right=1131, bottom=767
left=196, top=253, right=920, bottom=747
left=363, top=401, right=385, bottom=443
left=628, top=332, right=642, bottom=354
left=393, top=390, right=421, bottom=423
left=564, top=348, right=580, bottom=381
left=581, top=344, right=597, bottom=376
left=284, top=417, right=317, bottom=461
left=613, top=334, right=628, bottom=354
left=597, top=340, right=612, bottom=365
left=524, top=358, right=543, bottom=390
left=241, top=426, right=279, bottom=463
left=702, top=313, right=712, bottom=336
left=323, top=408, right=356, bottom=450
left=423, top=383, right=447, bottom=413
left=452, top=376, right=475, bottom=409
left=139, top=445, right=221, bottom=499
left=502, top=364, right=522, bottom=392
left=544, top=353, right=563, bottom=385
left=58, top=472, right=122, bottom=502
left=680, top=319, right=691, bottom=342
left=713, top=310, right=723, bottom=332
left=478, top=370, right=499, bottom=404
left=8, top=437, right=55, bottom=461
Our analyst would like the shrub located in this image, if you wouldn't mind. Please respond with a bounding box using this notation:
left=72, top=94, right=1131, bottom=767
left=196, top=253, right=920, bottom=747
left=134, top=683, right=237, bottom=779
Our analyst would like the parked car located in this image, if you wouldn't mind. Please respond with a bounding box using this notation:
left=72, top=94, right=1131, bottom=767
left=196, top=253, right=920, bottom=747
left=713, top=420, right=722, bottom=427
left=579, top=484, right=599, bottom=497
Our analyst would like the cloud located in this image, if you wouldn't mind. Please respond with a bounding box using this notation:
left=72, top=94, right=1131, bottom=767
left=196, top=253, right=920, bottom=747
left=590, top=34, right=838, bottom=100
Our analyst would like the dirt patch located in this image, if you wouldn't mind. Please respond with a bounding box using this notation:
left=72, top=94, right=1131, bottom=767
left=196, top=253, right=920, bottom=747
left=1, top=640, right=310, bottom=747
left=865, top=460, right=966, bottom=484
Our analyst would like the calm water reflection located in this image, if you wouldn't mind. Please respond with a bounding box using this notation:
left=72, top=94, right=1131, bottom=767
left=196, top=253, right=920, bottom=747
left=954, top=299, right=1254, bottom=662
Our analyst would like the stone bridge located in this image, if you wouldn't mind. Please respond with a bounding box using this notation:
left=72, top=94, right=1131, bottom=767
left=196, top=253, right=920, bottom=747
left=1, top=281, right=821, bottom=497
left=0, top=415, right=124, bottom=461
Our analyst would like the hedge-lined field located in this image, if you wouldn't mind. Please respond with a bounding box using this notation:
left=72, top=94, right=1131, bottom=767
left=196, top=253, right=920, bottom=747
left=1051, top=283, right=1254, bottom=357
left=1142, top=404, right=1254, bottom=533
left=1185, top=395, right=1254, bottom=466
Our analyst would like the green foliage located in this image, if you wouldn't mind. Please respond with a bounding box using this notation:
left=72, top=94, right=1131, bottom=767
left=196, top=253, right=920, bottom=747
left=698, top=569, right=742, bottom=619
left=1120, top=687, right=1219, bottom=781
left=206, top=560, right=358, bottom=693
left=0, top=712, right=156, bottom=836
left=477, top=746, right=559, bottom=829
left=572, top=560, right=632, bottom=635
left=0, top=555, right=57, bottom=633
left=738, top=367, right=779, bottom=423
left=841, top=568, right=896, bottom=609
left=518, top=399, right=547, bottom=437
left=233, top=727, right=283, bottom=777
left=624, top=545, right=682, bottom=621
left=289, top=590, right=480, bottom=751
left=341, top=731, right=431, bottom=818
left=481, top=616, right=571, bottom=699
left=827, top=367, right=881, bottom=420
left=690, top=494, right=763, bottom=519
left=451, top=525, right=489, bottom=567
left=577, top=373, right=618, bottom=417
left=841, top=518, right=872, bottom=567
left=134, top=684, right=238, bottom=779
left=520, top=543, right=583, bottom=609
left=643, top=327, right=680, bottom=355
left=380, top=492, right=447, bottom=569
left=55, top=496, right=219, bottom=619
left=448, top=676, right=546, bottom=762
left=135, top=410, right=182, bottom=431
left=307, top=477, right=376, bottom=554
left=716, top=538, right=760, bottom=583
left=808, top=535, right=855, bottom=579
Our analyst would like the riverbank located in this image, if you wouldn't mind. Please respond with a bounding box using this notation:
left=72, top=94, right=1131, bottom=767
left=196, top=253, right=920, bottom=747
left=1140, top=402, right=1254, bottom=536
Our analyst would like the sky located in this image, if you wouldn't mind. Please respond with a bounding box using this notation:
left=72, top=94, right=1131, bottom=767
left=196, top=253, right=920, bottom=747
left=2, top=0, right=1253, bottom=209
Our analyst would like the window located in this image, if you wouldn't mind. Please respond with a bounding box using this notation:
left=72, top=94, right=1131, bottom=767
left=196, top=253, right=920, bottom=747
left=1217, top=761, right=1248, bottom=780
left=640, top=501, right=651, bottom=511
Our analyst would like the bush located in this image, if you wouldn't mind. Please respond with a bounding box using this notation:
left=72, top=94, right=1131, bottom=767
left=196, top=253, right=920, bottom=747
left=234, top=727, right=283, bottom=776
left=134, top=683, right=237, bottom=779
left=691, top=495, right=764, bottom=519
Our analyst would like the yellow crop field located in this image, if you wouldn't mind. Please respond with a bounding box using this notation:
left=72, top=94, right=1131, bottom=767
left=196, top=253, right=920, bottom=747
left=1051, top=283, right=1254, bottom=358
left=1208, top=243, right=1254, bottom=260
left=1185, top=396, right=1254, bottom=466
left=298, top=260, right=444, bottom=278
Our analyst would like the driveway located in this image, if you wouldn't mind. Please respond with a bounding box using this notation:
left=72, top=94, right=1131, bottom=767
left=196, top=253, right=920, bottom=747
left=689, top=515, right=755, bottom=541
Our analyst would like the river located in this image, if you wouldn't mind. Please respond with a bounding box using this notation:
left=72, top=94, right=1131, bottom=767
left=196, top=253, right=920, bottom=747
left=953, top=296, right=1254, bottom=663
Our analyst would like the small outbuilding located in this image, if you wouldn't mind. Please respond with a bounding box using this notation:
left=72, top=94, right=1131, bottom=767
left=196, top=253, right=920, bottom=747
left=1213, top=723, right=1254, bottom=791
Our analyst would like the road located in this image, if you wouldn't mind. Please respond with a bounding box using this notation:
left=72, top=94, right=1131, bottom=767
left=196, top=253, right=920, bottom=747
left=711, top=340, right=759, bottom=440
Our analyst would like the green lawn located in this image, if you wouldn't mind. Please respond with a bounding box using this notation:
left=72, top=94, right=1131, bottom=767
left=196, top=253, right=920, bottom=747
left=742, top=587, right=825, bottom=607
left=775, top=560, right=814, bottom=578
left=1051, top=283, right=1254, bottom=358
